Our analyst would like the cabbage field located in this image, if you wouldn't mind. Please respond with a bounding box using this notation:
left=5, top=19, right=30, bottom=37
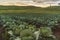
left=0, top=14, right=60, bottom=40
left=0, top=6, right=60, bottom=40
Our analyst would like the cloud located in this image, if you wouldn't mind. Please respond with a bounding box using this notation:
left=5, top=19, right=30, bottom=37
left=0, top=0, right=60, bottom=8
left=0, top=0, right=60, bottom=5
left=0, top=0, right=60, bottom=3
left=32, top=0, right=60, bottom=3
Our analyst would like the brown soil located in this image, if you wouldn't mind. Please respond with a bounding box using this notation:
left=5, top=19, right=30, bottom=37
left=0, top=27, right=9, bottom=40
left=52, top=28, right=60, bottom=40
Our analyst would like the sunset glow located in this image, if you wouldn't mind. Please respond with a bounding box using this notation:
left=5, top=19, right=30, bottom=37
left=0, top=0, right=60, bottom=7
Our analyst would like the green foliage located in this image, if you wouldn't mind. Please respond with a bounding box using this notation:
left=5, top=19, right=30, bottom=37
left=40, top=27, right=53, bottom=36
left=22, top=36, right=33, bottom=40
left=13, top=26, right=22, bottom=36
left=39, top=27, right=56, bottom=40
left=20, top=29, right=34, bottom=37
left=28, top=25, right=36, bottom=32
left=0, top=14, right=58, bottom=40
left=20, top=29, right=35, bottom=40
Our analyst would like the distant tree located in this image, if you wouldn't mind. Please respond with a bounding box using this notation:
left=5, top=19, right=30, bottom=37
left=58, top=3, right=60, bottom=5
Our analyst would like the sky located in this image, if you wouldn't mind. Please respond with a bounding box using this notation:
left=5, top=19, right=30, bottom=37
left=0, top=0, right=60, bottom=7
left=0, top=0, right=60, bottom=4
left=0, top=0, right=59, bottom=3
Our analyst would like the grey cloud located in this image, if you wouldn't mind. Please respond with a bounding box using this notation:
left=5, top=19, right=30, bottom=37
left=32, top=0, right=60, bottom=2
left=0, top=0, right=60, bottom=3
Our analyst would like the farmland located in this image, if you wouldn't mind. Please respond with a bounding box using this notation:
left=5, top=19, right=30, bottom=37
left=0, top=6, right=60, bottom=40
left=0, top=6, right=60, bottom=14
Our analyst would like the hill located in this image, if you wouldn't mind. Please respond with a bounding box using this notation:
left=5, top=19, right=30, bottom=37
left=0, top=6, right=60, bottom=14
